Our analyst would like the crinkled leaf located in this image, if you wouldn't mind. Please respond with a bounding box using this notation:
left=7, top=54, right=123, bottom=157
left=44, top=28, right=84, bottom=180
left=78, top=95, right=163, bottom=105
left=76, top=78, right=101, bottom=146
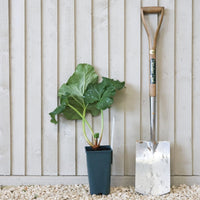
left=60, top=95, right=69, bottom=106
left=101, top=77, right=125, bottom=90
left=58, top=84, right=68, bottom=97
left=63, top=96, right=84, bottom=120
left=63, top=106, right=82, bottom=120
left=87, top=103, right=101, bottom=116
left=101, top=86, right=116, bottom=99
left=84, top=77, right=125, bottom=110
left=58, top=63, right=98, bottom=106
left=50, top=95, right=83, bottom=122
left=66, top=63, right=98, bottom=96
left=96, top=96, right=114, bottom=110
left=50, top=64, right=99, bottom=121
left=49, top=105, right=66, bottom=124
left=84, top=82, right=105, bottom=104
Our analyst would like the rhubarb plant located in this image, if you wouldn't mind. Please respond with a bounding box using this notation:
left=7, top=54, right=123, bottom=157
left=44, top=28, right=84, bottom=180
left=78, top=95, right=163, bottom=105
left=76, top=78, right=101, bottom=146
left=50, top=64, right=125, bottom=149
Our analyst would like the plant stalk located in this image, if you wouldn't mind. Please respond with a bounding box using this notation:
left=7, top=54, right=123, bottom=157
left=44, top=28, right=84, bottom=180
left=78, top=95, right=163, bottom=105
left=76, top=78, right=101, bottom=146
left=98, top=110, right=104, bottom=146
left=68, top=104, right=95, bottom=137
left=68, top=104, right=104, bottom=149
left=82, top=108, right=93, bottom=146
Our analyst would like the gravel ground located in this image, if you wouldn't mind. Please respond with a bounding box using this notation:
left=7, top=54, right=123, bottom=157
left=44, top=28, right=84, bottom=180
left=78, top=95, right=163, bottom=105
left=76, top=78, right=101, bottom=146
left=0, top=184, right=200, bottom=200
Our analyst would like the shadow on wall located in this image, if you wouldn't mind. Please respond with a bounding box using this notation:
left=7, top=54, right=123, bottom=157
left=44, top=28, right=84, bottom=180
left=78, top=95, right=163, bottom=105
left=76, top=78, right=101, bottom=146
left=112, top=83, right=140, bottom=136
left=112, top=83, right=137, bottom=112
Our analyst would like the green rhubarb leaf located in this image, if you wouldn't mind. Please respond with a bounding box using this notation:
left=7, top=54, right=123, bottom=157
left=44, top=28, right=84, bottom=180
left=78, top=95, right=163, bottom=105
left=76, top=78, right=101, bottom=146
left=50, top=64, right=125, bottom=124
left=49, top=105, right=66, bottom=124
left=58, top=64, right=98, bottom=107
left=50, top=64, right=99, bottom=121
left=84, top=77, right=125, bottom=110
left=66, top=63, right=98, bottom=96
left=84, top=82, right=105, bottom=104
left=58, top=83, right=68, bottom=97
left=62, top=106, right=82, bottom=120
left=101, top=77, right=125, bottom=90
left=86, top=103, right=101, bottom=116
left=96, top=96, right=114, bottom=110
left=62, top=96, right=83, bottom=120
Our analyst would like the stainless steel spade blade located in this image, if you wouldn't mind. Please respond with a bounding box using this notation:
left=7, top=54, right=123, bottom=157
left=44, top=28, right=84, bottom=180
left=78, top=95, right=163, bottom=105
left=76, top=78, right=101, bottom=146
left=135, top=141, right=170, bottom=195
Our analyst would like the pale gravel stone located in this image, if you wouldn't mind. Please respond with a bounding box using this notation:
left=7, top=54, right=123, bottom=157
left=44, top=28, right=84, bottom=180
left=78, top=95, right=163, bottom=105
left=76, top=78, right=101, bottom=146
left=0, top=184, right=200, bottom=199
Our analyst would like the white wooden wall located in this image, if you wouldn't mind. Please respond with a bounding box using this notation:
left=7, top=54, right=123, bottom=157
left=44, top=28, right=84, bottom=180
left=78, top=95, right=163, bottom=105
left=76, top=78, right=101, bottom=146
left=0, top=0, right=200, bottom=185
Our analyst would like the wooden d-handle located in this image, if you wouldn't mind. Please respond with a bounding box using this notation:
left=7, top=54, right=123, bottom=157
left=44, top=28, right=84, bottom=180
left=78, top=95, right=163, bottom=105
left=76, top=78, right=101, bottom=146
left=141, top=7, right=164, bottom=50
left=141, top=6, right=164, bottom=14
left=141, top=7, right=164, bottom=97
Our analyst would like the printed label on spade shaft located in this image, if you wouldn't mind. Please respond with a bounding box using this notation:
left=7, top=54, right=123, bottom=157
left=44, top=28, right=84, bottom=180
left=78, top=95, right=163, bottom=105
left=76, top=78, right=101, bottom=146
left=150, top=58, right=156, bottom=84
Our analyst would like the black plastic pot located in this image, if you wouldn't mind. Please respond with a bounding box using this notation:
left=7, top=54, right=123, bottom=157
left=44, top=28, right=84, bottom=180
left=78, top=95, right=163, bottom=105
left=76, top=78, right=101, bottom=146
left=85, top=145, right=113, bottom=195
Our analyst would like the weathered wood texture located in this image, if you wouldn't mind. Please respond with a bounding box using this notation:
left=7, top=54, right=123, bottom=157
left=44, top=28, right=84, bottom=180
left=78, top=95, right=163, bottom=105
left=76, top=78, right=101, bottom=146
left=174, top=0, right=192, bottom=175
left=0, top=0, right=199, bottom=182
left=0, top=0, right=10, bottom=175
left=42, top=0, right=58, bottom=175
left=58, top=0, right=76, bottom=176
left=193, top=0, right=200, bottom=176
left=10, top=0, right=25, bottom=175
left=26, top=0, right=42, bottom=175
left=109, top=0, right=125, bottom=176
left=10, top=0, right=26, bottom=176
left=124, top=0, right=141, bottom=176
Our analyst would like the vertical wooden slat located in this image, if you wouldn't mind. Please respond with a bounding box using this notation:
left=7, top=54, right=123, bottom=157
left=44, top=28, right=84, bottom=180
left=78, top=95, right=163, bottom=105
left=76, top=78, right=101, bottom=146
left=10, top=0, right=25, bottom=175
left=59, top=0, right=75, bottom=175
left=93, top=0, right=109, bottom=145
left=193, top=0, right=200, bottom=175
left=0, top=0, right=10, bottom=175
left=26, top=0, right=42, bottom=175
left=157, top=0, right=175, bottom=175
left=124, top=0, right=141, bottom=175
left=141, top=0, right=158, bottom=141
left=76, top=0, right=92, bottom=175
left=175, top=0, right=192, bottom=175
left=109, top=0, right=125, bottom=175
left=42, top=0, right=58, bottom=175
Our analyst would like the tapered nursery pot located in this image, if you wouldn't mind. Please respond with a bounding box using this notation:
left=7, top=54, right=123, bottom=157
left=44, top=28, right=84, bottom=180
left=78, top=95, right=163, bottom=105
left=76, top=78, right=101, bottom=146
left=85, top=145, right=113, bottom=195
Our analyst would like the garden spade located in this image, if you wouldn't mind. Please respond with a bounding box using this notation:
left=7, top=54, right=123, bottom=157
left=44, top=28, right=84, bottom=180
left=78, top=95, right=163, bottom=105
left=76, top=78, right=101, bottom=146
left=135, top=7, right=170, bottom=195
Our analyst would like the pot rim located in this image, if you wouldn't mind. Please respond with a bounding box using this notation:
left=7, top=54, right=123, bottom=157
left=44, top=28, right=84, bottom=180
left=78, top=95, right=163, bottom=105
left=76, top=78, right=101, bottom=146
left=85, top=145, right=112, bottom=152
